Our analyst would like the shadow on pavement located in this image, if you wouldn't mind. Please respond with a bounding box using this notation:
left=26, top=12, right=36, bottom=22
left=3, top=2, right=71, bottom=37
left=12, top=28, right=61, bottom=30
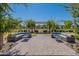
left=21, top=38, right=29, bottom=42
left=56, top=40, right=63, bottom=43
left=54, top=37, right=63, bottom=43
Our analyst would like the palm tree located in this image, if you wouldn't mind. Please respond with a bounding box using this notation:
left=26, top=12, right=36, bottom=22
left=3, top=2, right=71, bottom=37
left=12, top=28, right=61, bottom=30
left=0, top=3, right=13, bottom=19
left=47, top=20, right=52, bottom=33
left=64, top=20, right=72, bottom=29
left=64, top=4, right=79, bottom=41
left=47, top=20, right=57, bottom=33
left=25, top=19, right=35, bottom=32
left=42, top=24, right=47, bottom=29
left=0, top=3, right=28, bottom=18
left=0, top=3, right=28, bottom=49
left=0, top=17, right=22, bottom=49
left=65, top=4, right=79, bottom=31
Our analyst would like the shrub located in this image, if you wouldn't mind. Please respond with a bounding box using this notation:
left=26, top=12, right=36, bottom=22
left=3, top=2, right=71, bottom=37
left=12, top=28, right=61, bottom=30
left=24, top=30, right=27, bottom=32
left=54, top=30, right=56, bottom=32
left=43, top=30, right=47, bottom=33
left=35, top=30, right=38, bottom=33
left=76, top=35, right=79, bottom=40
left=69, top=30, right=73, bottom=32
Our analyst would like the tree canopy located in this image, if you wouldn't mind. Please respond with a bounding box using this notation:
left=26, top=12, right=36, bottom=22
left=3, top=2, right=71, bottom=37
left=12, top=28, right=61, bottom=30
left=64, top=20, right=72, bottom=29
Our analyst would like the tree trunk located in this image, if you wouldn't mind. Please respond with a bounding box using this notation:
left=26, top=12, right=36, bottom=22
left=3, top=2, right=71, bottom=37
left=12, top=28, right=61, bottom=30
left=33, top=27, right=35, bottom=33
left=0, top=33, right=3, bottom=50
left=49, top=27, right=50, bottom=33
left=73, top=19, right=77, bottom=41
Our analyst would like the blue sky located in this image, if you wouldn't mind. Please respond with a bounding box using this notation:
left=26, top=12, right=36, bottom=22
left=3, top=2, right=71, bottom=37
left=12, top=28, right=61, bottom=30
left=10, top=3, right=73, bottom=24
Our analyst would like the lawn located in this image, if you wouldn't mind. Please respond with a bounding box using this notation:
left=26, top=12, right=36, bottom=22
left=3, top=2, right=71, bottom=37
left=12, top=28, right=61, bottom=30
left=32, top=33, right=37, bottom=36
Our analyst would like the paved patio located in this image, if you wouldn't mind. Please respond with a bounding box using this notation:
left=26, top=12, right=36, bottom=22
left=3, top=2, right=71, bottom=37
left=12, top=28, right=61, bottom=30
left=8, top=34, right=76, bottom=56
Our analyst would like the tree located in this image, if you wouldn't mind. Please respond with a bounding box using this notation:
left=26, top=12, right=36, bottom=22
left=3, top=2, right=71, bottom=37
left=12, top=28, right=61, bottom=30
left=64, top=4, right=79, bottom=33
left=65, top=4, right=79, bottom=18
left=0, top=3, right=13, bottom=19
left=47, top=19, right=57, bottom=33
left=0, top=3, right=28, bottom=19
left=0, top=3, right=27, bottom=30
left=25, top=19, right=35, bottom=32
left=0, top=17, right=22, bottom=32
left=64, top=3, right=79, bottom=41
left=0, top=17, right=22, bottom=49
left=0, top=3, right=28, bottom=49
left=64, top=20, right=72, bottom=29
left=42, top=24, right=47, bottom=29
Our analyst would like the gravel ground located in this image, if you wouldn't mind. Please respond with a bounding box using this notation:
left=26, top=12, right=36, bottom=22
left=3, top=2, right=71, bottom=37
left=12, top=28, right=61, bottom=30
left=7, top=34, right=76, bottom=56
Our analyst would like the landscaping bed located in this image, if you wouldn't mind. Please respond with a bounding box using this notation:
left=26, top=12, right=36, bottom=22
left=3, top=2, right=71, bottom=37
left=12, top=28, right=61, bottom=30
left=53, top=33, right=79, bottom=55
left=62, top=37, right=79, bottom=55
left=0, top=42, right=18, bottom=54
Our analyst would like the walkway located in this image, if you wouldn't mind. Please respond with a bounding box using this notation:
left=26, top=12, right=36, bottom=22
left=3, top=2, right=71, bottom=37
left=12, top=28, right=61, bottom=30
left=8, top=34, right=76, bottom=56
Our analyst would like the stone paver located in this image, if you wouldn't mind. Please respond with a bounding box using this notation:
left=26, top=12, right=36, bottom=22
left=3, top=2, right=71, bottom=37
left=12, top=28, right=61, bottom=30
left=8, top=34, right=76, bottom=55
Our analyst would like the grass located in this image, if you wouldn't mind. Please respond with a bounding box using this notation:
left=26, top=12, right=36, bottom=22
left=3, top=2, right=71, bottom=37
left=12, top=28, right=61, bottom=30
left=32, top=33, right=37, bottom=36
left=42, top=34, right=49, bottom=36
left=32, top=33, right=49, bottom=36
